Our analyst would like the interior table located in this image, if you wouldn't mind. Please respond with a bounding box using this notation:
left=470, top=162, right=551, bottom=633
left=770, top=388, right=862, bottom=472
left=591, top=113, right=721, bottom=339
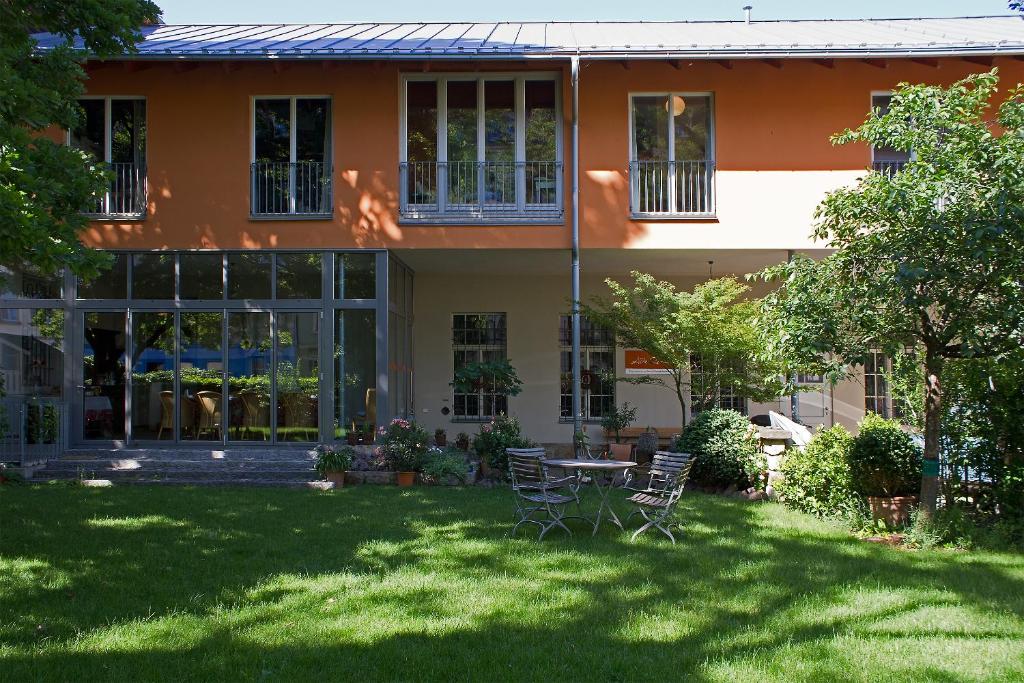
left=543, top=459, right=638, bottom=536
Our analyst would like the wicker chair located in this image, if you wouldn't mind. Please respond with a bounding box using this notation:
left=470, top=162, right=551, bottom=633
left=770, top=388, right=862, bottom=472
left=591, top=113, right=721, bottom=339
left=507, top=452, right=582, bottom=540
left=622, top=450, right=696, bottom=544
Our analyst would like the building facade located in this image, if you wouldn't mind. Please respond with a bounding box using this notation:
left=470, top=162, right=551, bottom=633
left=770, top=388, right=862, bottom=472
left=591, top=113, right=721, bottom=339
left=4, top=16, right=1023, bottom=451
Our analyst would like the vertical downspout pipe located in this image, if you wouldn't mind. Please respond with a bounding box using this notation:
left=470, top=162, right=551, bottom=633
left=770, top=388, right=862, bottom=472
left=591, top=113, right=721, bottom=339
left=570, top=56, right=583, bottom=435
left=786, top=249, right=800, bottom=424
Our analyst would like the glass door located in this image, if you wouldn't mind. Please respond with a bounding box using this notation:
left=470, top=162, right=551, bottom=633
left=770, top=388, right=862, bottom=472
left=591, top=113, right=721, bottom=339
left=227, top=312, right=272, bottom=442
left=180, top=312, right=225, bottom=442
left=82, top=312, right=127, bottom=441
left=130, top=312, right=175, bottom=441
left=275, top=311, right=320, bottom=442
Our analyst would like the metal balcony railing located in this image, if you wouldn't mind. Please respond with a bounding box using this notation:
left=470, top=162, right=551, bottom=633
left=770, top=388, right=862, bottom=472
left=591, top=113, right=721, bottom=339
left=250, top=161, right=332, bottom=216
left=88, top=163, right=146, bottom=217
left=872, top=160, right=908, bottom=177
left=629, top=160, right=715, bottom=216
left=399, top=160, right=563, bottom=222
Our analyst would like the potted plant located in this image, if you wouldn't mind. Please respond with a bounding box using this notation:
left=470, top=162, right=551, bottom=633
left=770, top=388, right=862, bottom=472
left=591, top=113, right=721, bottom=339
left=434, top=428, right=447, bottom=448
left=601, top=402, right=638, bottom=460
left=315, top=444, right=355, bottom=487
left=472, top=414, right=534, bottom=477
left=375, top=417, right=429, bottom=487
left=455, top=432, right=470, bottom=451
left=451, top=359, right=524, bottom=399
left=849, top=413, right=923, bottom=527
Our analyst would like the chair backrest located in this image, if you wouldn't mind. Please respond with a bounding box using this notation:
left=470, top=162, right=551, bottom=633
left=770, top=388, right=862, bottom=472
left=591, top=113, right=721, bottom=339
left=651, top=451, right=692, bottom=477
left=507, top=453, right=546, bottom=489
left=506, top=447, right=545, bottom=460
left=159, top=391, right=174, bottom=427
left=195, top=391, right=221, bottom=417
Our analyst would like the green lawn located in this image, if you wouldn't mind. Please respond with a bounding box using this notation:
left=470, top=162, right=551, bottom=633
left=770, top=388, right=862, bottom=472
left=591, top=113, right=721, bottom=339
left=2, top=485, right=1023, bottom=681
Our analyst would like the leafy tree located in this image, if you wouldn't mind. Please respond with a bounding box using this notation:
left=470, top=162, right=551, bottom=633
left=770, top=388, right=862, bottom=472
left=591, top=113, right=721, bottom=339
left=0, top=0, right=161, bottom=282
left=757, top=70, right=1024, bottom=518
left=583, top=274, right=783, bottom=430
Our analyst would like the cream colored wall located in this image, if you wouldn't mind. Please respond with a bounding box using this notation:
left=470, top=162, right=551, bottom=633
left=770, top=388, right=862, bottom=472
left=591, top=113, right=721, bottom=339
left=412, top=267, right=871, bottom=445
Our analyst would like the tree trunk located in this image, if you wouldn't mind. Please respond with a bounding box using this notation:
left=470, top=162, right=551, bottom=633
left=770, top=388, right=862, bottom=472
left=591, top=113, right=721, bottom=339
left=673, top=371, right=688, bottom=431
left=919, top=349, right=944, bottom=520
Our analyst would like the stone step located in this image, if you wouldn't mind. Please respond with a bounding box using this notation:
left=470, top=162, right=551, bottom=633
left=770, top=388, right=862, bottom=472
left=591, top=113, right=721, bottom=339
left=40, top=458, right=315, bottom=471
left=73, top=478, right=337, bottom=489
left=61, top=448, right=326, bottom=462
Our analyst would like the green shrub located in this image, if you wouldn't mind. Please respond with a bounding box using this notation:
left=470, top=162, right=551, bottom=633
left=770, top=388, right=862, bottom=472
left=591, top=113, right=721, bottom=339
left=849, top=413, right=922, bottom=497
left=778, top=425, right=861, bottom=518
left=472, top=414, right=535, bottom=473
left=421, top=447, right=470, bottom=485
left=314, top=444, right=355, bottom=474
left=375, top=418, right=430, bottom=472
left=674, top=409, right=760, bottom=489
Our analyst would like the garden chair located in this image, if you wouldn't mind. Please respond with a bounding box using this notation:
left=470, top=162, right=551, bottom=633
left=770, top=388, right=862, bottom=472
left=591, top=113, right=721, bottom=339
left=507, top=452, right=583, bottom=540
left=622, top=450, right=696, bottom=544
left=195, top=390, right=222, bottom=440
left=505, top=448, right=581, bottom=497
left=157, top=391, right=174, bottom=440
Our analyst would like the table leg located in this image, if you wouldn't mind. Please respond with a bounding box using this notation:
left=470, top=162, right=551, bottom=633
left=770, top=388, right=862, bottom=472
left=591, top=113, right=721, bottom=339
left=590, top=472, right=624, bottom=536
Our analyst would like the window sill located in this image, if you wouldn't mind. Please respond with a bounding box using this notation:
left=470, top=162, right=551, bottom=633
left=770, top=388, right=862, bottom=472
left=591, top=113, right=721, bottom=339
left=558, top=418, right=606, bottom=425
left=629, top=212, right=718, bottom=222
left=249, top=213, right=333, bottom=221
left=449, top=417, right=499, bottom=424
left=84, top=213, right=146, bottom=221
left=400, top=214, right=564, bottom=227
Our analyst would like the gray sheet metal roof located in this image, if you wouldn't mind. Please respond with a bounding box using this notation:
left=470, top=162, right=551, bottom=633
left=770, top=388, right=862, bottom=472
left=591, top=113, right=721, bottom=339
left=32, top=15, right=1024, bottom=60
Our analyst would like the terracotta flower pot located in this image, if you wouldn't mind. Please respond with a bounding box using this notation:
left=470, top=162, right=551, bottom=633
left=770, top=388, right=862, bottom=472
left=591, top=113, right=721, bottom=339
left=324, top=470, right=346, bottom=487
left=868, top=495, right=918, bottom=527
left=396, top=471, right=416, bottom=487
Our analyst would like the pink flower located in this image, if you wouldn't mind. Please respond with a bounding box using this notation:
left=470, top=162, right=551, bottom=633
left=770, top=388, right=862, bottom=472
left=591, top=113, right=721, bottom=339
left=481, top=424, right=492, bottom=433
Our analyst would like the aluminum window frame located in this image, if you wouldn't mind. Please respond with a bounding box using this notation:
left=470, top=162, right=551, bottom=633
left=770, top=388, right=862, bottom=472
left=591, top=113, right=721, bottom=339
left=398, top=72, right=564, bottom=224
left=627, top=91, right=716, bottom=219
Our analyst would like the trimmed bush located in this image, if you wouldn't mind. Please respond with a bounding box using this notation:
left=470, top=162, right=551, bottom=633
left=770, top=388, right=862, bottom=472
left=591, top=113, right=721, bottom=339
left=778, top=425, right=861, bottom=518
left=849, top=413, right=922, bottom=497
left=674, top=409, right=761, bottom=489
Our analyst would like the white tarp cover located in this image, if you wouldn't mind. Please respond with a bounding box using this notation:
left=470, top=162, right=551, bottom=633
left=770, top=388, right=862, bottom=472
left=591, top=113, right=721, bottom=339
left=769, top=411, right=812, bottom=449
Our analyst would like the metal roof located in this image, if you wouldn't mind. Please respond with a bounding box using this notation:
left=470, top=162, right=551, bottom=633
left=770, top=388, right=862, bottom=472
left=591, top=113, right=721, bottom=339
left=32, top=15, right=1024, bottom=60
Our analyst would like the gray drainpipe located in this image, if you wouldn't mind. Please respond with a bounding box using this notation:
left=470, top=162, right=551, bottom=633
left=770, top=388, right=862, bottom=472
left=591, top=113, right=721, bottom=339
left=787, top=249, right=800, bottom=424
left=570, top=55, right=582, bottom=435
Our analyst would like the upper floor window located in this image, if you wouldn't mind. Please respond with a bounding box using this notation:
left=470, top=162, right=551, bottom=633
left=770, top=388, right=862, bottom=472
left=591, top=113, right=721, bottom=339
left=70, top=97, right=146, bottom=218
left=452, top=313, right=508, bottom=420
left=400, top=75, right=562, bottom=223
left=251, top=97, right=332, bottom=217
left=559, top=315, right=615, bottom=422
left=629, top=93, right=714, bottom=217
left=870, top=94, right=910, bottom=175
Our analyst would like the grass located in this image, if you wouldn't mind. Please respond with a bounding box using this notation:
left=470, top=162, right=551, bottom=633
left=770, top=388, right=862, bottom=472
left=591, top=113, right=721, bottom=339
left=2, top=485, right=1023, bottom=681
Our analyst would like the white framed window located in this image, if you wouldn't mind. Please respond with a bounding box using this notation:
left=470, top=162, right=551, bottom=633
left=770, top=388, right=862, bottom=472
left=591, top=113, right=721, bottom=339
left=559, top=315, right=615, bottom=422
left=400, top=73, right=563, bottom=221
left=69, top=97, right=147, bottom=217
left=864, top=350, right=894, bottom=418
left=251, top=96, right=332, bottom=216
left=690, top=354, right=746, bottom=417
left=629, top=92, right=715, bottom=216
left=452, top=313, right=508, bottom=420
left=870, top=92, right=911, bottom=174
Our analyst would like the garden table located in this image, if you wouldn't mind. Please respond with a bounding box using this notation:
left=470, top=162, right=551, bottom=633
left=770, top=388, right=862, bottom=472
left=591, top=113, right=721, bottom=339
left=542, top=459, right=637, bottom=536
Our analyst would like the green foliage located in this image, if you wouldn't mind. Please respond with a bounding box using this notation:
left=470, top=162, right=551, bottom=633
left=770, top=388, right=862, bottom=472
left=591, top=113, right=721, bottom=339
left=778, top=425, right=863, bottom=519
left=755, top=70, right=1024, bottom=513
left=849, top=413, right=923, bottom=497
left=314, top=444, right=355, bottom=474
left=599, top=402, right=638, bottom=443
left=584, top=274, right=784, bottom=429
left=0, top=0, right=161, bottom=283
left=375, top=418, right=430, bottom=472
left=420, top=447, right=470, bottom=485
left=451, top=359, right=523, bottom=396
left=674, top=409, right=761, bottom=489
left=472, top=414, right=535, bottom=472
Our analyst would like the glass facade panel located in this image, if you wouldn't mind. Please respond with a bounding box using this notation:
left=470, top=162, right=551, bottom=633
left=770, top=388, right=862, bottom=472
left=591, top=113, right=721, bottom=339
left=228, top=312, right=271, bottom=442
left=131, top=312, right=174, bottom=440
left=228, top=253, right=272, bottom=300
left=132, top=254, right=174, bottom=299
left=78, top=254, right=128, bottom=299
left=83, top=311, right=126, bottom=439
left=335, top=309, right=376, bottom=439
left=336, top=253, right=376, bottom=299
left=180, top=312, right=224, bottom=441
left=254, top=99, right=291, bottom=163
left=0, top=265, right=62, bottom=299
left=276, top=253, right=322, bottom=299
left=276, top=312, right=319, bottom=442
left=0, top=308, right=64, bottom=396
left=70, top=99, right=106, bottom=160
left=179, top=253, right=223, bottom=300
left=447, top=80, right=478, bottom=205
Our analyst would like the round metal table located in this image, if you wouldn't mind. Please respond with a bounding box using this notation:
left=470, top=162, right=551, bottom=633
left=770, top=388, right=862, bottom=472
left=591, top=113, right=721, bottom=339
left=543, top=459, right=637, bottom=536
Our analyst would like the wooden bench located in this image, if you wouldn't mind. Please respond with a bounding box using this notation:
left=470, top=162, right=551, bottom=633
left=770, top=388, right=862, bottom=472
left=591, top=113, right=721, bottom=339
left=605, top=427, right=681, bottom=447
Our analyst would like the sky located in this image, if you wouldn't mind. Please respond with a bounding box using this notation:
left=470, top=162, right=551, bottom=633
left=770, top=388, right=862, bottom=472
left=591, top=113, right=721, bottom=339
left=156, top=0, right=1016, bottom=24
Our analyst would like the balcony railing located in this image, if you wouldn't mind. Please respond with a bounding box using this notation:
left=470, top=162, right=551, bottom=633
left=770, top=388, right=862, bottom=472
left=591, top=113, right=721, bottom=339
left=629, top=160, right=715, bottom=217
left=89, top=163, right=146, bottom=218
left=399, top=160, right=563, bottom=222
left=250, top=161, right=332, bottom=217
left=872, top=160, right=908, bottom=177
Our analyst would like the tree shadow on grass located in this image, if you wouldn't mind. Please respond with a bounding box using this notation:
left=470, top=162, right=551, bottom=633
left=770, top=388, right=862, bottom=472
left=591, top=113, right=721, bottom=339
left=2, top=485, right=1023, bottom=681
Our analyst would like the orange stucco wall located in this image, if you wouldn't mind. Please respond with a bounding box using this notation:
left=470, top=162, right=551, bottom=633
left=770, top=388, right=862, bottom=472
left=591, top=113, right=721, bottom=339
left=75, top=56, right=1024, bottom=251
